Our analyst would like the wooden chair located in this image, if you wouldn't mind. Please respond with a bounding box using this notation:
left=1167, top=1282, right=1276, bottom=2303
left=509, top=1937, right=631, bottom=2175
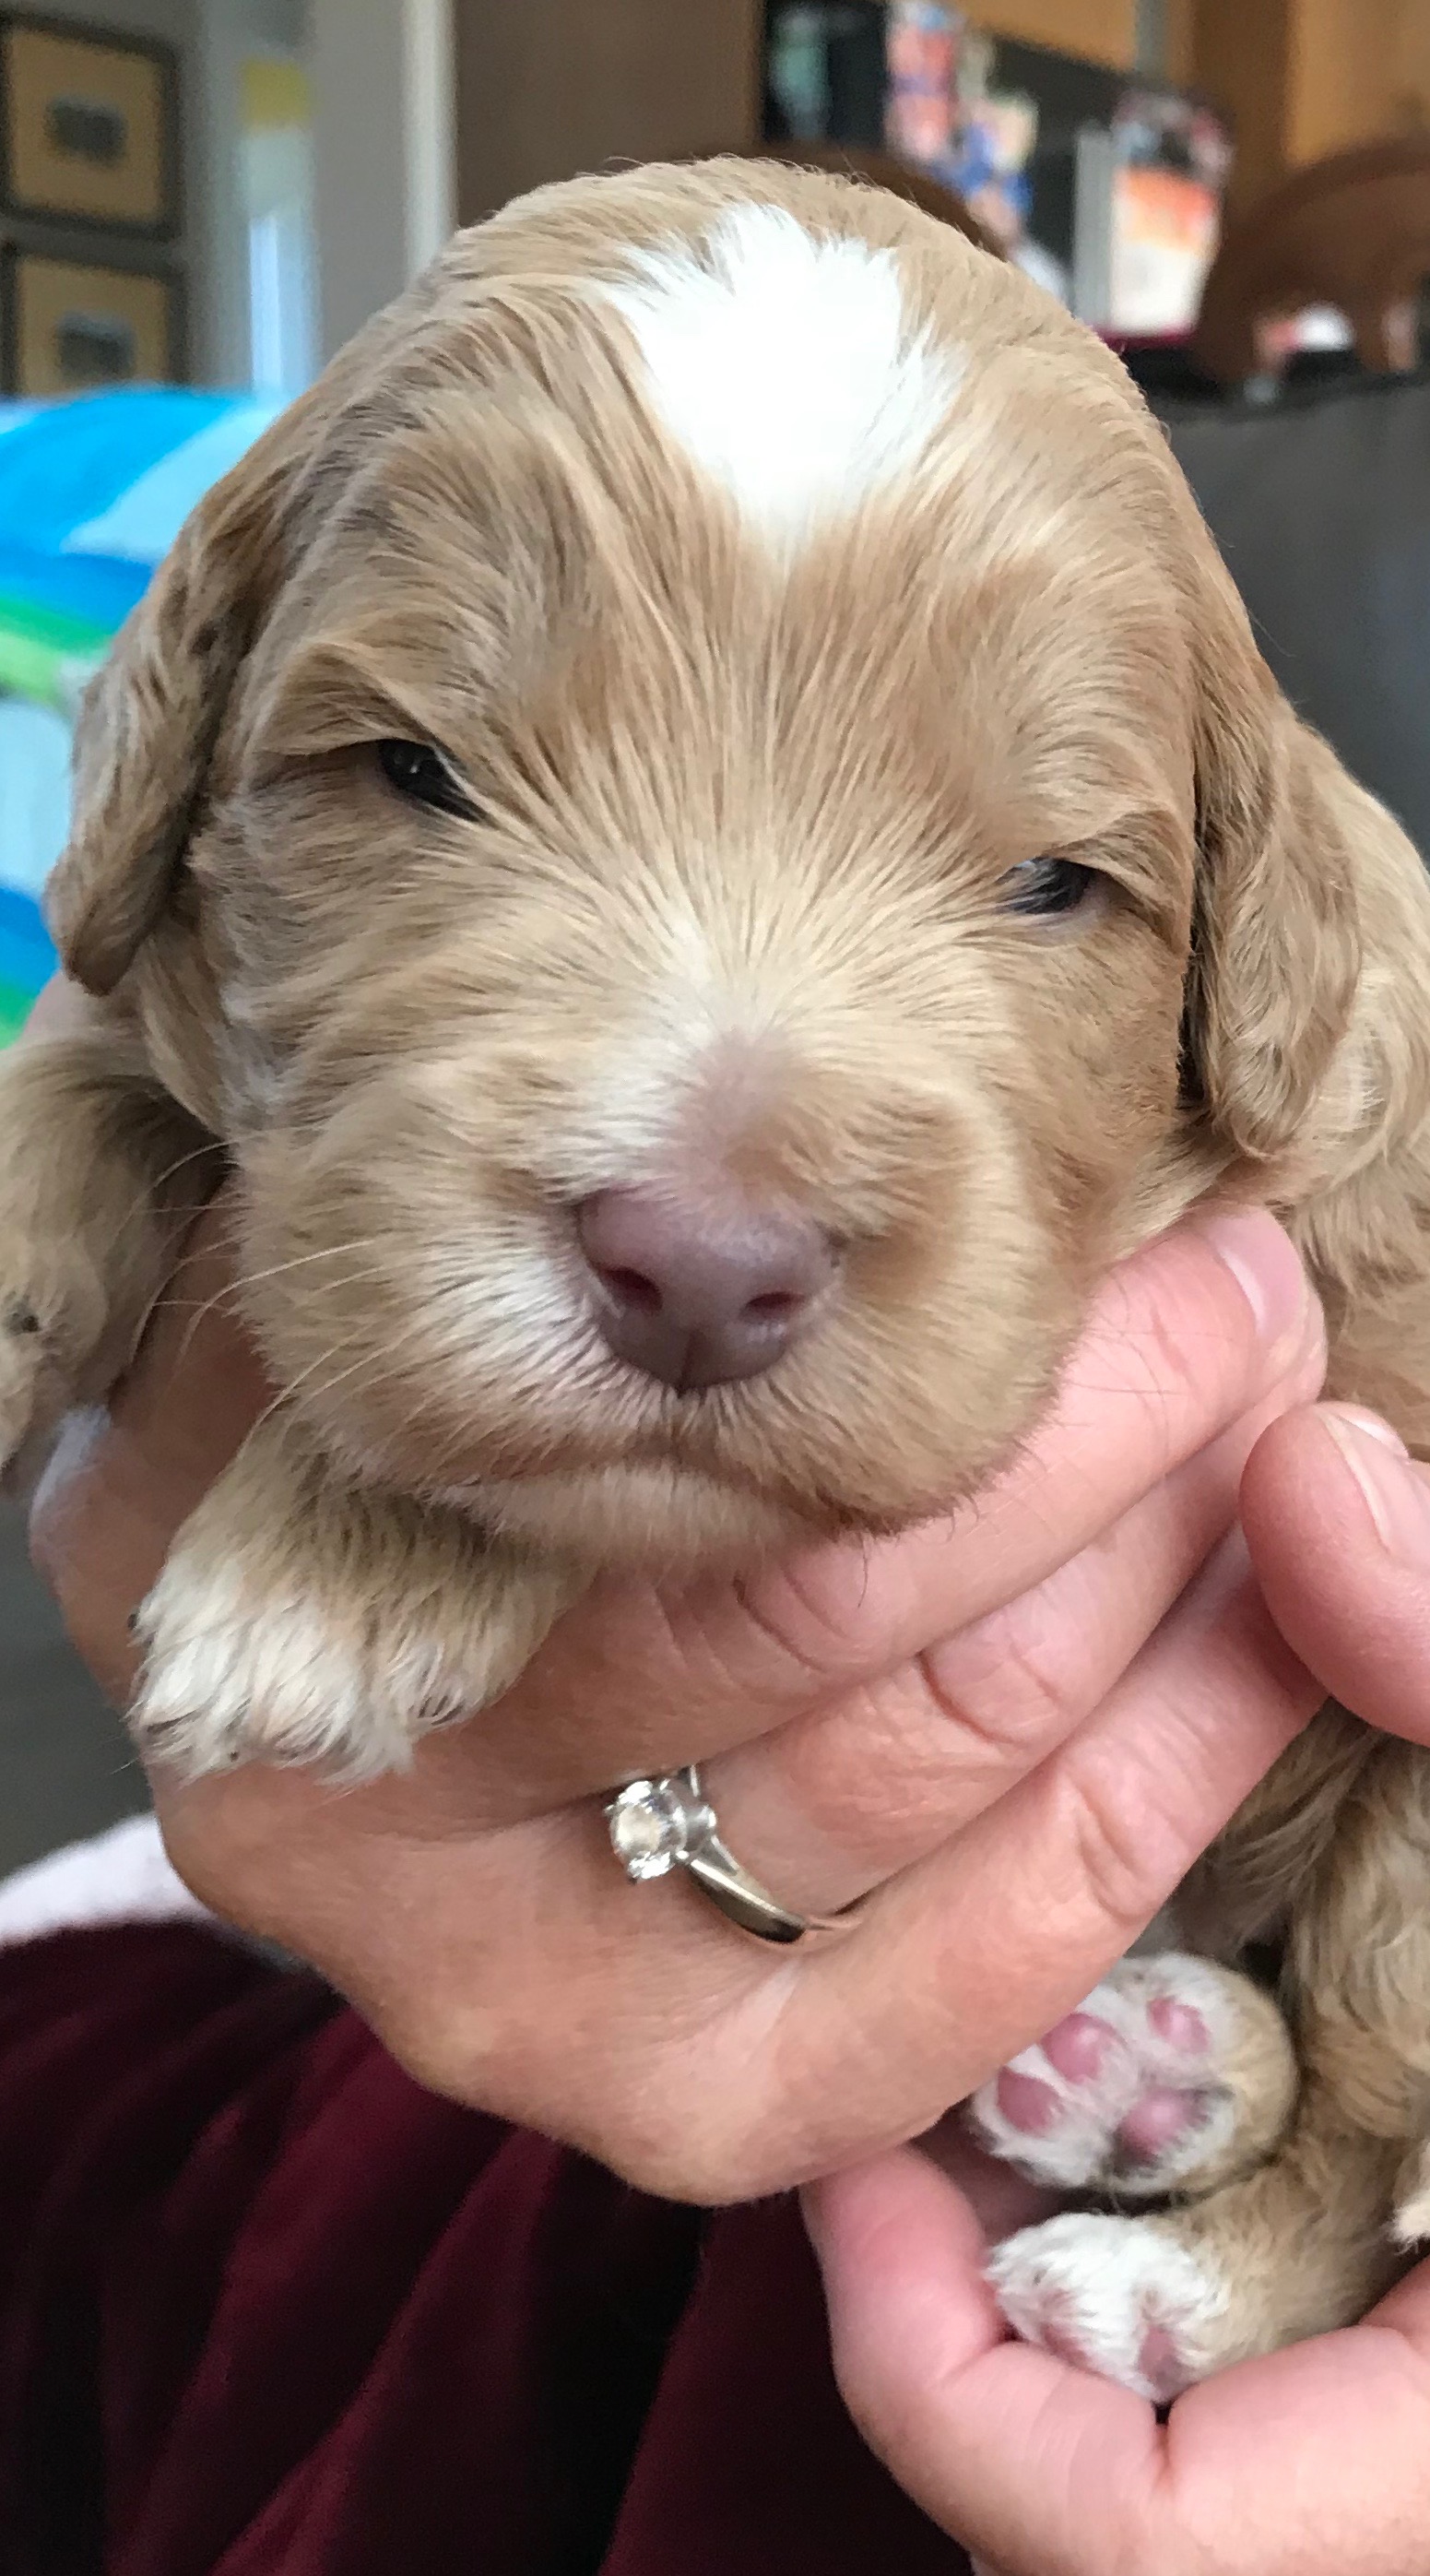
left=754, top=141, right=997, bottom=255
left=1194, top=137, right=1430, bottom=386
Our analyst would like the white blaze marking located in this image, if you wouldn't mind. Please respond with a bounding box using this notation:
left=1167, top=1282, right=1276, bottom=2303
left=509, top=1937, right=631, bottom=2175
left=605, top=201, right=960, bottom=543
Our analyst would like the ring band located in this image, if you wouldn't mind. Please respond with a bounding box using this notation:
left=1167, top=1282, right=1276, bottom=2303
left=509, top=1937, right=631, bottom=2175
left=605, top=1764, right=857, bottom=1946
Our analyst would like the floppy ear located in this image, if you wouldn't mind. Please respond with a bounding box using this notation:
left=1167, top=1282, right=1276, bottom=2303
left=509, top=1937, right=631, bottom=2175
left=1184, top=627, right=1362, bottom=1165
left=42, top=433, right=297, bottom=998
left=39, top=258, right=429, bottom=998
left=1177, top=533, right=1430, bottom=1180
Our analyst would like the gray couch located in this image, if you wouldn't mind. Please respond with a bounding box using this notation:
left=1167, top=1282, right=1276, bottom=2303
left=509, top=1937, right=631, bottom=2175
left=1164, top=370, right=1430, bottom=866
left=0, top=1500, right=144, bottom=1877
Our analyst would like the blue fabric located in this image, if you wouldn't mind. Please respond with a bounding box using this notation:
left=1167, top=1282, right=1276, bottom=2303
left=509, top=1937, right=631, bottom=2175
left=63, top=401, right=282, bottom=564
left=0, top=392, right=258, bottom=560
left=0, top=542, right=151, bottom=631
left=0, top=390, right=283, bottom=1017
left=0, top=882, right=56, bottom=993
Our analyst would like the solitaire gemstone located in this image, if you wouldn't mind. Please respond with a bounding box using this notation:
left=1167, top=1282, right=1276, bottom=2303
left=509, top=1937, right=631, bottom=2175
left=609, top=1778, right=690, bottom=1882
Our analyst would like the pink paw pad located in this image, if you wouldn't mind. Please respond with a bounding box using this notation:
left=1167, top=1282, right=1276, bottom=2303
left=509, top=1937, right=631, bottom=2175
left=995, top=2071, right=1062, bottom=2134
left=1042, top=2011, right=1114, bottom=2083
left=999, top=2293, right=1182, bottom=2402
left=968, top=1956, right=1232, bottom=2194
left=987, top=2212, right=1222, bottom=2402
left=1117, top=2085, right=1206, bottom=2166
left=1148, top=1997, right=1210, bottom=2053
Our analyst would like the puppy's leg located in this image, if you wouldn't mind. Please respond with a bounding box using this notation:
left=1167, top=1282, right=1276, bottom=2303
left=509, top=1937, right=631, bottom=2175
left=968, top=1952, right=1297, bottom=2198
left=0, top=1031, right=215, bottom=1477
left=987, top=2099, right=1400, bottom=2403
left=991, top=1739, right=1430, bottom=2397
left=132, top=1408, right=582, bottom=1777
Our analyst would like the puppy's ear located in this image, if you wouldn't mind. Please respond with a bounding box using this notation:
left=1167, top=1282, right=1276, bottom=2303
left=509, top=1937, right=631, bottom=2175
left=43, top=438, right=291, bottom=997
left=1177, top=522, right=1406, bottom=1170
left=43, top=251, right=450, bottom=998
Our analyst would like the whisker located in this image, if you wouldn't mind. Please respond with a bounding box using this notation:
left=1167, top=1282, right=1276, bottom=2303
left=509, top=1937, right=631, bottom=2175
left=230, top=1240, right=388, bottom=1296
left=102, top=1140, right=228, bottom=1260
left=160, top=1246, right=392, bottom=1368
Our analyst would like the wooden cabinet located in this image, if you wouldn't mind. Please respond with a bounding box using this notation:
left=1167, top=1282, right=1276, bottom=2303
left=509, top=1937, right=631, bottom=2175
left=0, top=11, right=184, bottom=389
left=1178, top=0, right=1430, bottom=213
left=455, top=0, right=763, bottom=227
left=1288, top=0, right=1430, bottom=164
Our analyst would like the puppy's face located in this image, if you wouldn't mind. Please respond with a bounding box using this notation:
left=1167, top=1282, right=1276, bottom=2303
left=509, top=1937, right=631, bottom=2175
left=207, top=198, right=1200, bottom=1561
left=76, top=172, right=1252, bottom=1563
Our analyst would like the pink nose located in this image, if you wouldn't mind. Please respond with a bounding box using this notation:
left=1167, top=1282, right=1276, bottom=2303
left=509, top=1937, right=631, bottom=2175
left=577, top=1183, right=836, bottom=1391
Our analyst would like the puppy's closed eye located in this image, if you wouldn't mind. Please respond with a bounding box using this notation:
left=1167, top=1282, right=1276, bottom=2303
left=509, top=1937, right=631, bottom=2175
left=999, top=855, right=1103, bottom=923
left=375, top=737, right=481, bottom=821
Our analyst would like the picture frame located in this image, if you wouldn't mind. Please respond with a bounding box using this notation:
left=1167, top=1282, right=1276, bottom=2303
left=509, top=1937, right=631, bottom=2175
left=0, top=13, right=180, bottom=239
left=0, top=241, right=184, bottom=394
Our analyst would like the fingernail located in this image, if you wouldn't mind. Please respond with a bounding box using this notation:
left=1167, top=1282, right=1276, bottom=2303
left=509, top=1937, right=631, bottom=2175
left=1187, top=1208, right=1309, bottom=1354
left=1322, top=1410, right=1430, bottom=1561
left=1321, top=1405, right=1408, bottom=1456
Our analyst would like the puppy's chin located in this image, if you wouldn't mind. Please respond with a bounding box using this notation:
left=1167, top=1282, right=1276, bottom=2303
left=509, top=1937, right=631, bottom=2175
left=453, top=1462, right=812, bottom=1569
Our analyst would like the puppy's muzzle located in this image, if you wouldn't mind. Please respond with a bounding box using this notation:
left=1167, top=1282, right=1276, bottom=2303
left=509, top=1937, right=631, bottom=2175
left=576, top=1180, right=838, bottom=1392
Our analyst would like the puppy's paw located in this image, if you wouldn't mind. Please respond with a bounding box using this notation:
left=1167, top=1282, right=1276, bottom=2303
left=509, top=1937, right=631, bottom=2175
left=131, top=1414, right=579, bottom=1779
left=1391, top=2138, right=1430, bottom=2249
left=134, top=1537, right=573, bottom=1779
left=967, top=1953, right=1296, bottom=2199
left=987, top=2211, right=1229, bottom=2402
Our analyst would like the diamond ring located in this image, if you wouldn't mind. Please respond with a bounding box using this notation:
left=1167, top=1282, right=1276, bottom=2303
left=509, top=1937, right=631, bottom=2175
left=605, top=1763, right=857, bottom=1945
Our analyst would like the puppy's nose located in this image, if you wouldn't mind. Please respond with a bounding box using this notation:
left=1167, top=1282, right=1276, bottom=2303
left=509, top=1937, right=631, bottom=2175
left=577, top=1183, right=835, bottom=1390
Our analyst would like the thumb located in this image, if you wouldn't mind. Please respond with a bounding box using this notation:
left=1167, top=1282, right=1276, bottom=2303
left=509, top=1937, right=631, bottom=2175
left=1241, top=1405, right=1430, bottom=1745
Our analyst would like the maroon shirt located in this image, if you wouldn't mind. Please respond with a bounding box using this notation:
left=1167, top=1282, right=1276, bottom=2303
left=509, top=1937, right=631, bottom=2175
left=0, top=1924, right=970, bottom=2574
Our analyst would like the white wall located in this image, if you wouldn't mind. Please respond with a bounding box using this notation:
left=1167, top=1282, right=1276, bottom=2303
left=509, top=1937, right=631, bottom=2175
left=308, top=0, right=454, bottom=361
left=197, top=0, right=305, bottom=386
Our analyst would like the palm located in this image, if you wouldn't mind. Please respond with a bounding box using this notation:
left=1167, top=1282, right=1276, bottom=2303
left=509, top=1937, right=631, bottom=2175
left=808, top=2143, right=1430, bottom=2576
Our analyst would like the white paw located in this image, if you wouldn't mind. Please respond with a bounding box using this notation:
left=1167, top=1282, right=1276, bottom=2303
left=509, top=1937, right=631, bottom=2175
left=968, top=1953, right=1244, bottom=2196
left=133, top=1554, right=501, bottom=1781
left=1392, top=2139, right=1430, bottom=2249
left=987, top=2212, right=1228, bottom=2401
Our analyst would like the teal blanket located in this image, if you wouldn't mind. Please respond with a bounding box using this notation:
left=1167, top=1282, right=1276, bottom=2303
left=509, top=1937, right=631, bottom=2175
left=0, top=388, right=280, bottom=1039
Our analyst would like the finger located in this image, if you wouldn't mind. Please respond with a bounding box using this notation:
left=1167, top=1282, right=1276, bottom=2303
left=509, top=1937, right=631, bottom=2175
left=703, top=1326, right=1325, bottom=1916
left=465, top=1208, right=1320, bottom=1807
left=771, top=1534, right=1318, bottom=2161
left=808, top=2153, right=1430, bottom=2576
left=1242, top=1403, right=1430, bottom=1744
left=917, top=2115, right=1060, bottom=2243
left=804, top=2147, right=1164, bottom=2576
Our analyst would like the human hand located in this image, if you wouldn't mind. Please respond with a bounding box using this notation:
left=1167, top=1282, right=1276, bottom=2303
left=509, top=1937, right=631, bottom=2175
left=805, top=1398, right=1430, bottom=2576
left=30, top=1185, right=1325, bottom=2203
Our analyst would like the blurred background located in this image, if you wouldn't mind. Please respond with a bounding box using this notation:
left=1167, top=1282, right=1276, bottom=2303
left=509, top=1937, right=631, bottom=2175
left=0, top=2, right=1421, bottom=423
left=4, top=0, right=1430, bottom=1878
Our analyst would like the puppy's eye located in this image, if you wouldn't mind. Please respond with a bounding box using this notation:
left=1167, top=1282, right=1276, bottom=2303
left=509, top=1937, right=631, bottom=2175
left=1000, top=856, right=1098, bottom=920
left=375, top=738, right=479, bottom=819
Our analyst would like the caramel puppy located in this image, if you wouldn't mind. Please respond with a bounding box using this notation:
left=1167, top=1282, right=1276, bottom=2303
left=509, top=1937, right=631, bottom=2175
left=6, top=159, right=1430, bottom=2399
